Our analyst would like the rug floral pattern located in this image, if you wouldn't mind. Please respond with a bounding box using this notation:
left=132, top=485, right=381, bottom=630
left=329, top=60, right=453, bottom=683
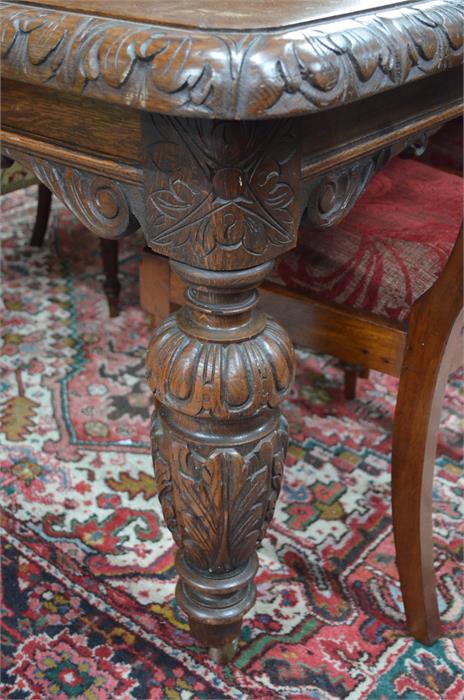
left=1, top=188, right=463, bottom=698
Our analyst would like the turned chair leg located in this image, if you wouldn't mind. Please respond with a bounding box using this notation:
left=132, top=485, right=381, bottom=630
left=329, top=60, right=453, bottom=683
left=30, top=183, right=52, bottom=246
left=100, top=238, right=121, bottom=317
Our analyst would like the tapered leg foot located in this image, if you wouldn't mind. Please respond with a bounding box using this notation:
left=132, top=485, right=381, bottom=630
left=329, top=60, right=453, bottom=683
left=391, top=233, right=463, bottom=644
left=392, top=371, right=444, bottom=645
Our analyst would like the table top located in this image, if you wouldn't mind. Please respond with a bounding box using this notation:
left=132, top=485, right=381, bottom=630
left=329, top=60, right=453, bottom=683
left=15, top=0, right=411, bottom=30
left=1, top=0, right=463, bottom=119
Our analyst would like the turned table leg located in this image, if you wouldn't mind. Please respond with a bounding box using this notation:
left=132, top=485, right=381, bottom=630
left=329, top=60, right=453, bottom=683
left=140, top=114, right=301, bottom=660
left=146, top=261, right=294, bottom=660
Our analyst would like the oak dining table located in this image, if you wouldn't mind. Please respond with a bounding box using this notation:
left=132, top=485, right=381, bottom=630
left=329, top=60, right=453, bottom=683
left=1, top=0, right=462, bottom=663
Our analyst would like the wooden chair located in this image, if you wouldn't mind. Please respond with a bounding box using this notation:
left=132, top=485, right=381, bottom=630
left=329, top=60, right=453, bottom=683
left=140, top=155, right=463, bottom=645
left=1, top=158, right=121, bottom=316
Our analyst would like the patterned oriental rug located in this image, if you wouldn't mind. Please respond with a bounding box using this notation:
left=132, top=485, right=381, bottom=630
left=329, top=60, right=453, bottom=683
left=1, top=188, right=463, bottom=699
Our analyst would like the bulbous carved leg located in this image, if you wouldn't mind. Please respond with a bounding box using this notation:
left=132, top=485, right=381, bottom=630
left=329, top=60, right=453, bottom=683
left=146, top=261, right=294, bottom=661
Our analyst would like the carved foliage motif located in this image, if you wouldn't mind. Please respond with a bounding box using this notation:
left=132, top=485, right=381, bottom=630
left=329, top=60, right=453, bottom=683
left=303, top=148, right=392, bottom=229
left=1, top=2, right=462, bottom=119
left=153, top=415, right=288, bottom=572
left=2, top=147, right=140, bottom=238
left=302, top=131, right=438, bottom=229
left=147, top=314, right=295, bottom=420
left=143, top=116, right=299, bottom=268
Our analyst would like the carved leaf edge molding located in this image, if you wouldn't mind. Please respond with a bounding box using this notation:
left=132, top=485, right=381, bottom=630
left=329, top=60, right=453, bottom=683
left=1, top=0, right=462, bottom=119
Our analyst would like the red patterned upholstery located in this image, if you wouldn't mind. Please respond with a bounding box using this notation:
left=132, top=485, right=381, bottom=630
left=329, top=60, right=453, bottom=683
left=421, top=118, right=463, bottom=175
left=272, top=158, right=463, bottom=322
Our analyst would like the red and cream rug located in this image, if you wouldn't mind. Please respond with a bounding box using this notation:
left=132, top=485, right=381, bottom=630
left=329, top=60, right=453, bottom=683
left=1, top=188, right=463, bottom=699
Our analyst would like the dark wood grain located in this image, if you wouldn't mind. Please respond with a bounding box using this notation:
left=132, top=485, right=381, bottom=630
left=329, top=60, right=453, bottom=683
left=146, top=259, right=294, bottom=661
left=15, top=0, right=410, bottom=29
left=1, top=80, right=141, bottom=166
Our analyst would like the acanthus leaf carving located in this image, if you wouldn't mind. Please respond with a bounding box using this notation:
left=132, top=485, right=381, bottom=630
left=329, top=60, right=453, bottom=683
left=153, top=414, right=288, bottom=573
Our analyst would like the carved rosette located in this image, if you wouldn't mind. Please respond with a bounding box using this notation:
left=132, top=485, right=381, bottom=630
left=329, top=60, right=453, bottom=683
left=142, top=116, right=300, bottom=269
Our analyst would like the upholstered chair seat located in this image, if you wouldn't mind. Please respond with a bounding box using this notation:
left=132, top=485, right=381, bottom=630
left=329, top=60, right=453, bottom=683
left=271, top=158, right=463, bottom=323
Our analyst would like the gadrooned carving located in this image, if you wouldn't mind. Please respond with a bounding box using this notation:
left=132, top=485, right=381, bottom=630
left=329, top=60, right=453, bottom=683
left=152, top=414, right=288, bottom=572
left=1, top=1, right=462, bottom=120
left=2, top=148, right=140, bottom=238
left=143, top=116, right=300, bottom=268
left=147, top=313, right=295, bottom=420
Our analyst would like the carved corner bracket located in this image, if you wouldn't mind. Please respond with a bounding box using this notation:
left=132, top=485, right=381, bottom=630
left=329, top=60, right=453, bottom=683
left=1, top=146, right=142, bottom=239
left=301, top=130, right=438, bottom=229
left=302, top=148, right=392, bottom=229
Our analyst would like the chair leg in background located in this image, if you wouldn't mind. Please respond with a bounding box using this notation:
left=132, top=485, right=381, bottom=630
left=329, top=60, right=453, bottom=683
left=100, top=238, right=121, bottom=317
left=391, top=361, right=448, bottom=644
left=30, top=184, right=52, bottom=246
left=343, top=365, right=369, bottom=400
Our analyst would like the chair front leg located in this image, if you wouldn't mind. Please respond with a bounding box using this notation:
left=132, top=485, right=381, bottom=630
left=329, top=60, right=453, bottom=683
left=392, top=231, right=463, bottom=644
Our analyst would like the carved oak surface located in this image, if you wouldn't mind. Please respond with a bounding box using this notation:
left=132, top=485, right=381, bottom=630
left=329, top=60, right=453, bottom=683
left=0, top=1, right=462, bottom=119
left=142, top=116, right=301, bottom=269
left=1, top=0, right=463, bottom=664
left=153, top=414, right=287, bottom=573
left=2, top=146, right=142, bottom=238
